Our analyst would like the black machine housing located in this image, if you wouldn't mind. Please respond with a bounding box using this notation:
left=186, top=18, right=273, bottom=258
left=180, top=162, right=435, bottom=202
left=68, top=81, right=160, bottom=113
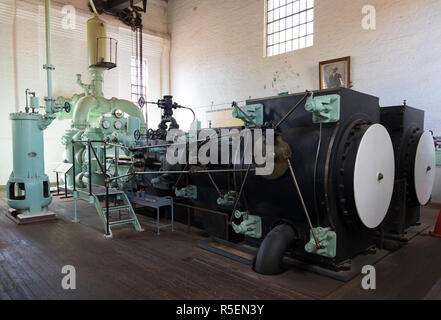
left=165, top=88, right=386, bottom=270
left=380, top=105, right=426, bottom=235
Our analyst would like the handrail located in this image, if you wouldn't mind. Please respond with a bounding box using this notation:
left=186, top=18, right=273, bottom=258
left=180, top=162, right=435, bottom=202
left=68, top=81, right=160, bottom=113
left=72, top=138, right=112, bottom=236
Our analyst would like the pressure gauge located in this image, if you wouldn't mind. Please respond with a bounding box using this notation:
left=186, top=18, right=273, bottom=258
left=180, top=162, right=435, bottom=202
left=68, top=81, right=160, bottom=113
left=114, top=109, right=124, bottom=119
left=102, top=120, right=111, bottom=130
left=114, top=120, right=123, bottom=130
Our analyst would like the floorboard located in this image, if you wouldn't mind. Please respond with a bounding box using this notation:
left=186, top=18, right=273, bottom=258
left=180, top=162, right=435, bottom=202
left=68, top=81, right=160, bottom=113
left=0, top=192, right=440, bottom=300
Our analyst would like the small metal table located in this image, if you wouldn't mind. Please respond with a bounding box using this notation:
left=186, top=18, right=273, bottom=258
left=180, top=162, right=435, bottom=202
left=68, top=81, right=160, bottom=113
left=53, top=163, right=73, bottom=199
left=128, top=192, right=174, bottom=235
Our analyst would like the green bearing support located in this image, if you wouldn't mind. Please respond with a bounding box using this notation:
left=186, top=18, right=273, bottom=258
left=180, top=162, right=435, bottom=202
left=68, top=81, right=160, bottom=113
left=217, top=190, right=237, bottom=206
left=232, top=104, right=264, bottom=127
left=231, top=210, right=262, bottom=239
left=7, top=113, right=52, bottom=215
left=304, top=227, right=337, bottom=258
left=305, top=94, right=340, bottom=123
left=175, top=185, right=197, bottom=199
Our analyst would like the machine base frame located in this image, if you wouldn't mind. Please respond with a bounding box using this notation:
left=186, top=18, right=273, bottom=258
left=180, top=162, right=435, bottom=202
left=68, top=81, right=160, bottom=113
left=6, top=208, right=56, bottom=225
left=198, top=236, right=390, bottom=282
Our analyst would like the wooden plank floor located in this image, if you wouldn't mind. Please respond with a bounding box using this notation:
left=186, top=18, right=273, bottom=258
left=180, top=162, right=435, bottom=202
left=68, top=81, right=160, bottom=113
left=0, top=192, right=441, bottom=300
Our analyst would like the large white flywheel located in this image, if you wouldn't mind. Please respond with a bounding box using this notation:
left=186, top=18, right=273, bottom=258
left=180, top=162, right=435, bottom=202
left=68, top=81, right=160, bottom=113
left=353, top=124, right=395, bottom=229
left=414, top=131, right=436, bottom=205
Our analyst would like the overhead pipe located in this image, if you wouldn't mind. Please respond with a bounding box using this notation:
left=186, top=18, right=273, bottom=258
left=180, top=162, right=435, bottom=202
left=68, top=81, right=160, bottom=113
left=42, top=0, right=64, bottom=119
left=89, top=0, right=99, bottom=16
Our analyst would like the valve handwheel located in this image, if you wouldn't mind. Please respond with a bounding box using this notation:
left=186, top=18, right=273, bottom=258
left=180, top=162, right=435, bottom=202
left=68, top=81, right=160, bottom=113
left=63, top=102, right=71, bottom=113
left=134, top=129, right=141, bottom=141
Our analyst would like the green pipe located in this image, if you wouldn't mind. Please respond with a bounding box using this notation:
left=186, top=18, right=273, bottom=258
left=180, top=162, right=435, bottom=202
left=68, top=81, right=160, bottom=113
left=72, top=96, right=98, bottom=130
left=76, top=74, right=91, bottom=95
left=56, top=93, right=85, bottom=120
left=45, top=0, right=51, bottom=66
left=43, top=0, right=56, bottom=114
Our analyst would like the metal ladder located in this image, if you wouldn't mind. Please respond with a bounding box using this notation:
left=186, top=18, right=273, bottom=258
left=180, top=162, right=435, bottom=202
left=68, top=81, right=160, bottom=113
left=71, top=139, right=144, bottom=238
left=73, top=187, right=144, bottom=238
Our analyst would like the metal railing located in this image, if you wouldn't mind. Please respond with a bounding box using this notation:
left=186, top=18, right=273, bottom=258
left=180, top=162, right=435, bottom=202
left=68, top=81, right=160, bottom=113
left=72, top=139, right=112, bottom=236
left=70, top=138, right=259, bottom=237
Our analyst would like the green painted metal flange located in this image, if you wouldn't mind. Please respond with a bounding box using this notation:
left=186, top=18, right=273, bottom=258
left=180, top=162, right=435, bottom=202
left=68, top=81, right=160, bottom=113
left=217, top=190, right=237, bottom=206
left=232, top=104, right=264, bottom=127
left=304, top=227, right=337, bottom=258
left=175, top=185, right=197, bottom=200
left=231, top=210, right=262, bottom=239
left=305, top=94, right=340, bottom=123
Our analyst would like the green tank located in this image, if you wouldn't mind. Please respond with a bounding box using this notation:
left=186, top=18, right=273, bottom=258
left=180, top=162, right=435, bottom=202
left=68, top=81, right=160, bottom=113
left=7, top=112, right=52, bottom=215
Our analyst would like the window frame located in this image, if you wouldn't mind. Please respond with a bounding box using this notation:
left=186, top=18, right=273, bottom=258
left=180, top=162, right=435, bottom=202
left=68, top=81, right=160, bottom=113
left=130, top=57, right=148, bottom=105
left=265, top=0, right=315, bottom=57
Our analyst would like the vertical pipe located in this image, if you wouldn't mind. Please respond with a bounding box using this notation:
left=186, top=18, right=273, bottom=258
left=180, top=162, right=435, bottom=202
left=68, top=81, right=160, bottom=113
left=12, top=0, right=19, bottom=112
left=44, top=0, right=54, bottom=113
left=45, top=0, right=51, bottom=66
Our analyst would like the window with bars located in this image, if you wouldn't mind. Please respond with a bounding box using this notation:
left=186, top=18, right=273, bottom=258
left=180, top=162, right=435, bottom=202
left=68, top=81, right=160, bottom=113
left=131, top=57, right=147, bottom=105
left=266, top=0, right=314, bottom=57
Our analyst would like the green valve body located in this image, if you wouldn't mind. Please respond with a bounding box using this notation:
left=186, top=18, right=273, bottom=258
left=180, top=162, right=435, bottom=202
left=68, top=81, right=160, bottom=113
left=7, top=112, right=52, bottom=215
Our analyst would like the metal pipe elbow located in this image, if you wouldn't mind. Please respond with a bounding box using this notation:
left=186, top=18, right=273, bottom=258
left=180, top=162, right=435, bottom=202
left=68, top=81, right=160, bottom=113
left=254, top=223, right=297, bottom=275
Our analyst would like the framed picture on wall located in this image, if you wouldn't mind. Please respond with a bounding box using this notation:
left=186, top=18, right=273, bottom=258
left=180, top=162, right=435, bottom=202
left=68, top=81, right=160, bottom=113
left=319, top=56, right=351, bottom=90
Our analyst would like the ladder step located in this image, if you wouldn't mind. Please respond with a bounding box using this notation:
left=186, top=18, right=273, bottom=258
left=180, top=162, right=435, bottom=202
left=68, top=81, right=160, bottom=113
left=109, top=219, right=136, bottom=226
left=105, top=205, right=130, bottom=212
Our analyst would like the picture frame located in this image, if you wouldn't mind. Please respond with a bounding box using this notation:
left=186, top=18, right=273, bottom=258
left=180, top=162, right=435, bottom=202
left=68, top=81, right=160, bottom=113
left=319, top=56, right=351, bottom=90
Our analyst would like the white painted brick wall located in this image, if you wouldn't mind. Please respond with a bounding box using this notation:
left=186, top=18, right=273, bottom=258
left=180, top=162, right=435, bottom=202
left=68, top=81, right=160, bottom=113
left=168, top=0, right=441, bottom=133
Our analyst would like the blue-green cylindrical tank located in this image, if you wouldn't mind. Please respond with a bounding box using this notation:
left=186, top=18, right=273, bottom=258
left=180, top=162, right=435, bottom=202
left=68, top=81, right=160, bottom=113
left=7, top=112, right=52, bottom=215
